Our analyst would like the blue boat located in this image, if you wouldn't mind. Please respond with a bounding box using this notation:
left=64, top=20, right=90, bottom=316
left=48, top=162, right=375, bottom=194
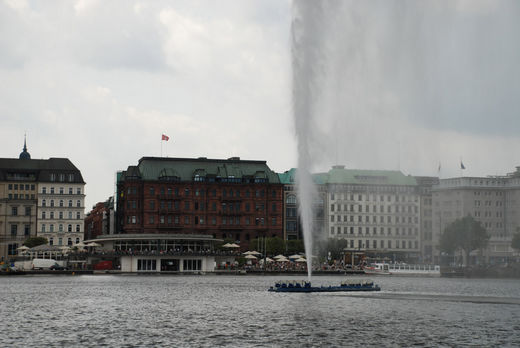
left=268, top=280, right=381, bottom=293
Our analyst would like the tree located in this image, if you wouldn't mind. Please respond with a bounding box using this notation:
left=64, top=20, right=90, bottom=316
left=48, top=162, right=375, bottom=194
left=286, top=239, right=305, bottom=254
left=512, top=231, right=520, bottom=252
left=23, top=236, right=48, bottom=248
left=439, top=215, right=489, bottom=266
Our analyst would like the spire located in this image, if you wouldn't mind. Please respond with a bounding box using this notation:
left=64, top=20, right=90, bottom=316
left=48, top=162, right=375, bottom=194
left=19, top=134, right=31, bottom=160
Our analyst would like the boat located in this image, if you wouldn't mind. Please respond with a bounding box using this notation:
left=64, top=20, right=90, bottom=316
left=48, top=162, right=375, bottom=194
left=388, top=264, right=440, bottom=277
left=268, top=280, right=381, bottom=293
left=363, top=262, right=391, bottom=275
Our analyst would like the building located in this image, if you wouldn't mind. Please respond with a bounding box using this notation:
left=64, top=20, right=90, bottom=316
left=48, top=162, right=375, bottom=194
left=322, top=165, right=422, bottom=262
left=432, top=167, right=520, bottom=264
left=414, top=176, right=439, bottom=263
left=84, top=197, right=115, bottom=241
left=115, top=156, right=284, bottom=250
left=0, top=139, right=85, bottom=260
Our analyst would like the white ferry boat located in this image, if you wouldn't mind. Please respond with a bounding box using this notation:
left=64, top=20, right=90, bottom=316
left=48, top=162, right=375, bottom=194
left=363, top=263, right=441, bottom=277
left=388, top=263, right=440, bottom=277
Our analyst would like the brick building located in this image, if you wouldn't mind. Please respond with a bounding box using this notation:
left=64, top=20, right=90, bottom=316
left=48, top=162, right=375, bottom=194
left=84, top=197, right=115, bottom=240
left=115, top=156, right=283, bottom=250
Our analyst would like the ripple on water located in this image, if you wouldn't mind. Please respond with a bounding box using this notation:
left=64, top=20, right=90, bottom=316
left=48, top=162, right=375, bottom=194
left=1, top=275, right=520, bottom=347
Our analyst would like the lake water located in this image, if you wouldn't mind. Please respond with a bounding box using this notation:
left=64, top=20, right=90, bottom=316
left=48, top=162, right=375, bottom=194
left=1, top=275, right=520, bottom=347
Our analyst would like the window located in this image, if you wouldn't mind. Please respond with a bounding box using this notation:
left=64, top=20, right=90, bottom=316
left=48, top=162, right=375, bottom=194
left=11, top=207, right=18, bottom=216
left=150, top=187, right=155, bottom=195
left=76, top=225, right=80, bottom=232
left=77, top=188, right=81, bottom=195
left=60, top=187, right=64, bottom=194
left=51, top=187, right=55, bottom=194
left=49, top=237, right=53, bottom=245
left=42, top=224, right=46, bottom=232
left=59, top=200, right=64, bottom=207
left=68, top=224, right=72, bottom=232
left=69, top=187, right=73, bottom=194
left=59, top=224, right=63, bottom=232
left=68, top=200, right=72, bottom=207
left=137, top=259, right=157, bottom=271
left=50, top=200, right=55, bottom=207
left=68, top=238, right=73, bottom=246
left=76, top=212, right=81, bottom=219
left=8, top=243, right=18, bottom=256
left=50, top=224, right=54, bottom=232
left=50, top=211, right=54, bottom=219
left=59, top=212, right=63, bottom=219
left=42, top=187, right=47, bottom=194
left=42, top=199, right=46, bottom=207
left=11, top=224, right=18, bottom=236
left=150, top=200, right=155, bottom=210
left=58, top=237, right=62, bottom=245
left=77, top=200, right=81, bottom=207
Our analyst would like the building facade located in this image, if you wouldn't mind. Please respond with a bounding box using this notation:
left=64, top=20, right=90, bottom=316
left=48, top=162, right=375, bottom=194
left=0, top=140, right=85, bottom=260
left=432, top=167, right=520, bottom=264
left=323, top=165, right=422, bottom=261
left=85, top=197, right=115, bottom=241
left=415, top=176, right=439, bottom=263
left=115, top=157, right=283, bottom=250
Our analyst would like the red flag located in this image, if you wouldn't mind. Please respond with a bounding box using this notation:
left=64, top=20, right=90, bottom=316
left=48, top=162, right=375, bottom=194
left=161, top=134, right=169, bottom=141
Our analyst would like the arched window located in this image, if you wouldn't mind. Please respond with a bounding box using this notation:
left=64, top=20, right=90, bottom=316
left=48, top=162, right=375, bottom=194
left=67, top=224, right=72, bottom=232
left=286, top=194, right=296, bottom=205
left=67, top=238, right=72, bottom=246
left=49, top=237, right=53, bottom=246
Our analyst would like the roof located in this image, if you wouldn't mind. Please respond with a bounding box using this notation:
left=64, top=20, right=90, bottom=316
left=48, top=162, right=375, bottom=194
left=278, top=166, right=416, bottom=186
left=324, top=166, right=417, bottom=186
left=278, top=168, right=328, bottom=185
left=0, top=157, right=85, bottom=183
left=119, top=156, right=281, bottom=183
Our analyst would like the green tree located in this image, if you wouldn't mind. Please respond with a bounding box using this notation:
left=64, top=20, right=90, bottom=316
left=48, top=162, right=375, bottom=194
left=286, top=239, right=305, bottom=254
left=439, top=215, right=489, bottom=266
left=23, top=236, right=48, bottom=248
left=327, top=238, right=349, bottom=260
left=266, top=237, right=285, bottom=256
left=512, top=231, right=520, bottom=251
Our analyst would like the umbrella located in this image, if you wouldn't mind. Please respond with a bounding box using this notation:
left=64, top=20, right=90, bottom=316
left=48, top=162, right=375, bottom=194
left=249, top=251, right=262, bottom=255
left=87, top=242, right=101, bottom=247
left=75, top=242, right=86, bottom=248
left=259, top=258, right=274, bottom=264
left=244, top=254, right=257, bottom=259
left=276, top=257, right=290, bottom=262
left=273, top=254, right=286, bottom=260
left=289, top=254, right=302, bottom=259
left=222, top=243, right=239, bottom=248
left=243, top=251, right=255, bottom=255
left=295, top=258, right=307, bottom=262
left=17, top=246, right=30, bottom=251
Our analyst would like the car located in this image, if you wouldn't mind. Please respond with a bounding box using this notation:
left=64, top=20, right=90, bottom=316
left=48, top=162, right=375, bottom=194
left=49, top=264, right=66, bottom=271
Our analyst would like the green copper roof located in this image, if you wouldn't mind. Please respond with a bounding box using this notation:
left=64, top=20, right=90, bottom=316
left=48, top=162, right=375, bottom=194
left=120, top=157, right=281, bottom=183
left=325, top=166, right=417, bottom=186
left=278, top=166, right=417, bottom=186
left=277, top=168, right=328, bottom=185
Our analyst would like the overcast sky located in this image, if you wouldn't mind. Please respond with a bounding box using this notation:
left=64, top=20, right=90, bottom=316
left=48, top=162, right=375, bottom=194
left=1, top=0, right=520, bottom=211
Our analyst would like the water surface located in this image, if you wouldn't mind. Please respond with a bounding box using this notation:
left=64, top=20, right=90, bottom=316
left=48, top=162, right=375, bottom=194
left=2, top=275, right=519, bottom=347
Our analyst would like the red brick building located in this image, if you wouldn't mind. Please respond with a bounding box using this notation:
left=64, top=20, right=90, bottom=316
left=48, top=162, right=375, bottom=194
left=84, top=197, right=114, bottom=240
left=116, top=157, right=283, bottom=250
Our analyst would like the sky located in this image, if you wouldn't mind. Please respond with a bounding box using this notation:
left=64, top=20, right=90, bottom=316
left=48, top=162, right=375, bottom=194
left=1, top=0, right=520, bottom=211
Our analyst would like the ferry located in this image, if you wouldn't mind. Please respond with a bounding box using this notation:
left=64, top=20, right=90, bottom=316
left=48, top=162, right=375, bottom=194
left=363, top=263, right=441, bottom=277
left=388, top=264, right=440, bottom=277
left=363, top=263, right=391, bottom=275
left=268, top=280, right=381, bottom=293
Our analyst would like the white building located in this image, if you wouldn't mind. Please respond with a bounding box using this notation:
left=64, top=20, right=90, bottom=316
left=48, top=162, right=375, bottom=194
left=432, top=167, right=520, bottom=264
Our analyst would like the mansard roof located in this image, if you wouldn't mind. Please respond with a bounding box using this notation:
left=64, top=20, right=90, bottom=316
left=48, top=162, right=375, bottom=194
left=0, top=157, right=85, bottom=183
left=118, top=156, right=281, bottom=183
